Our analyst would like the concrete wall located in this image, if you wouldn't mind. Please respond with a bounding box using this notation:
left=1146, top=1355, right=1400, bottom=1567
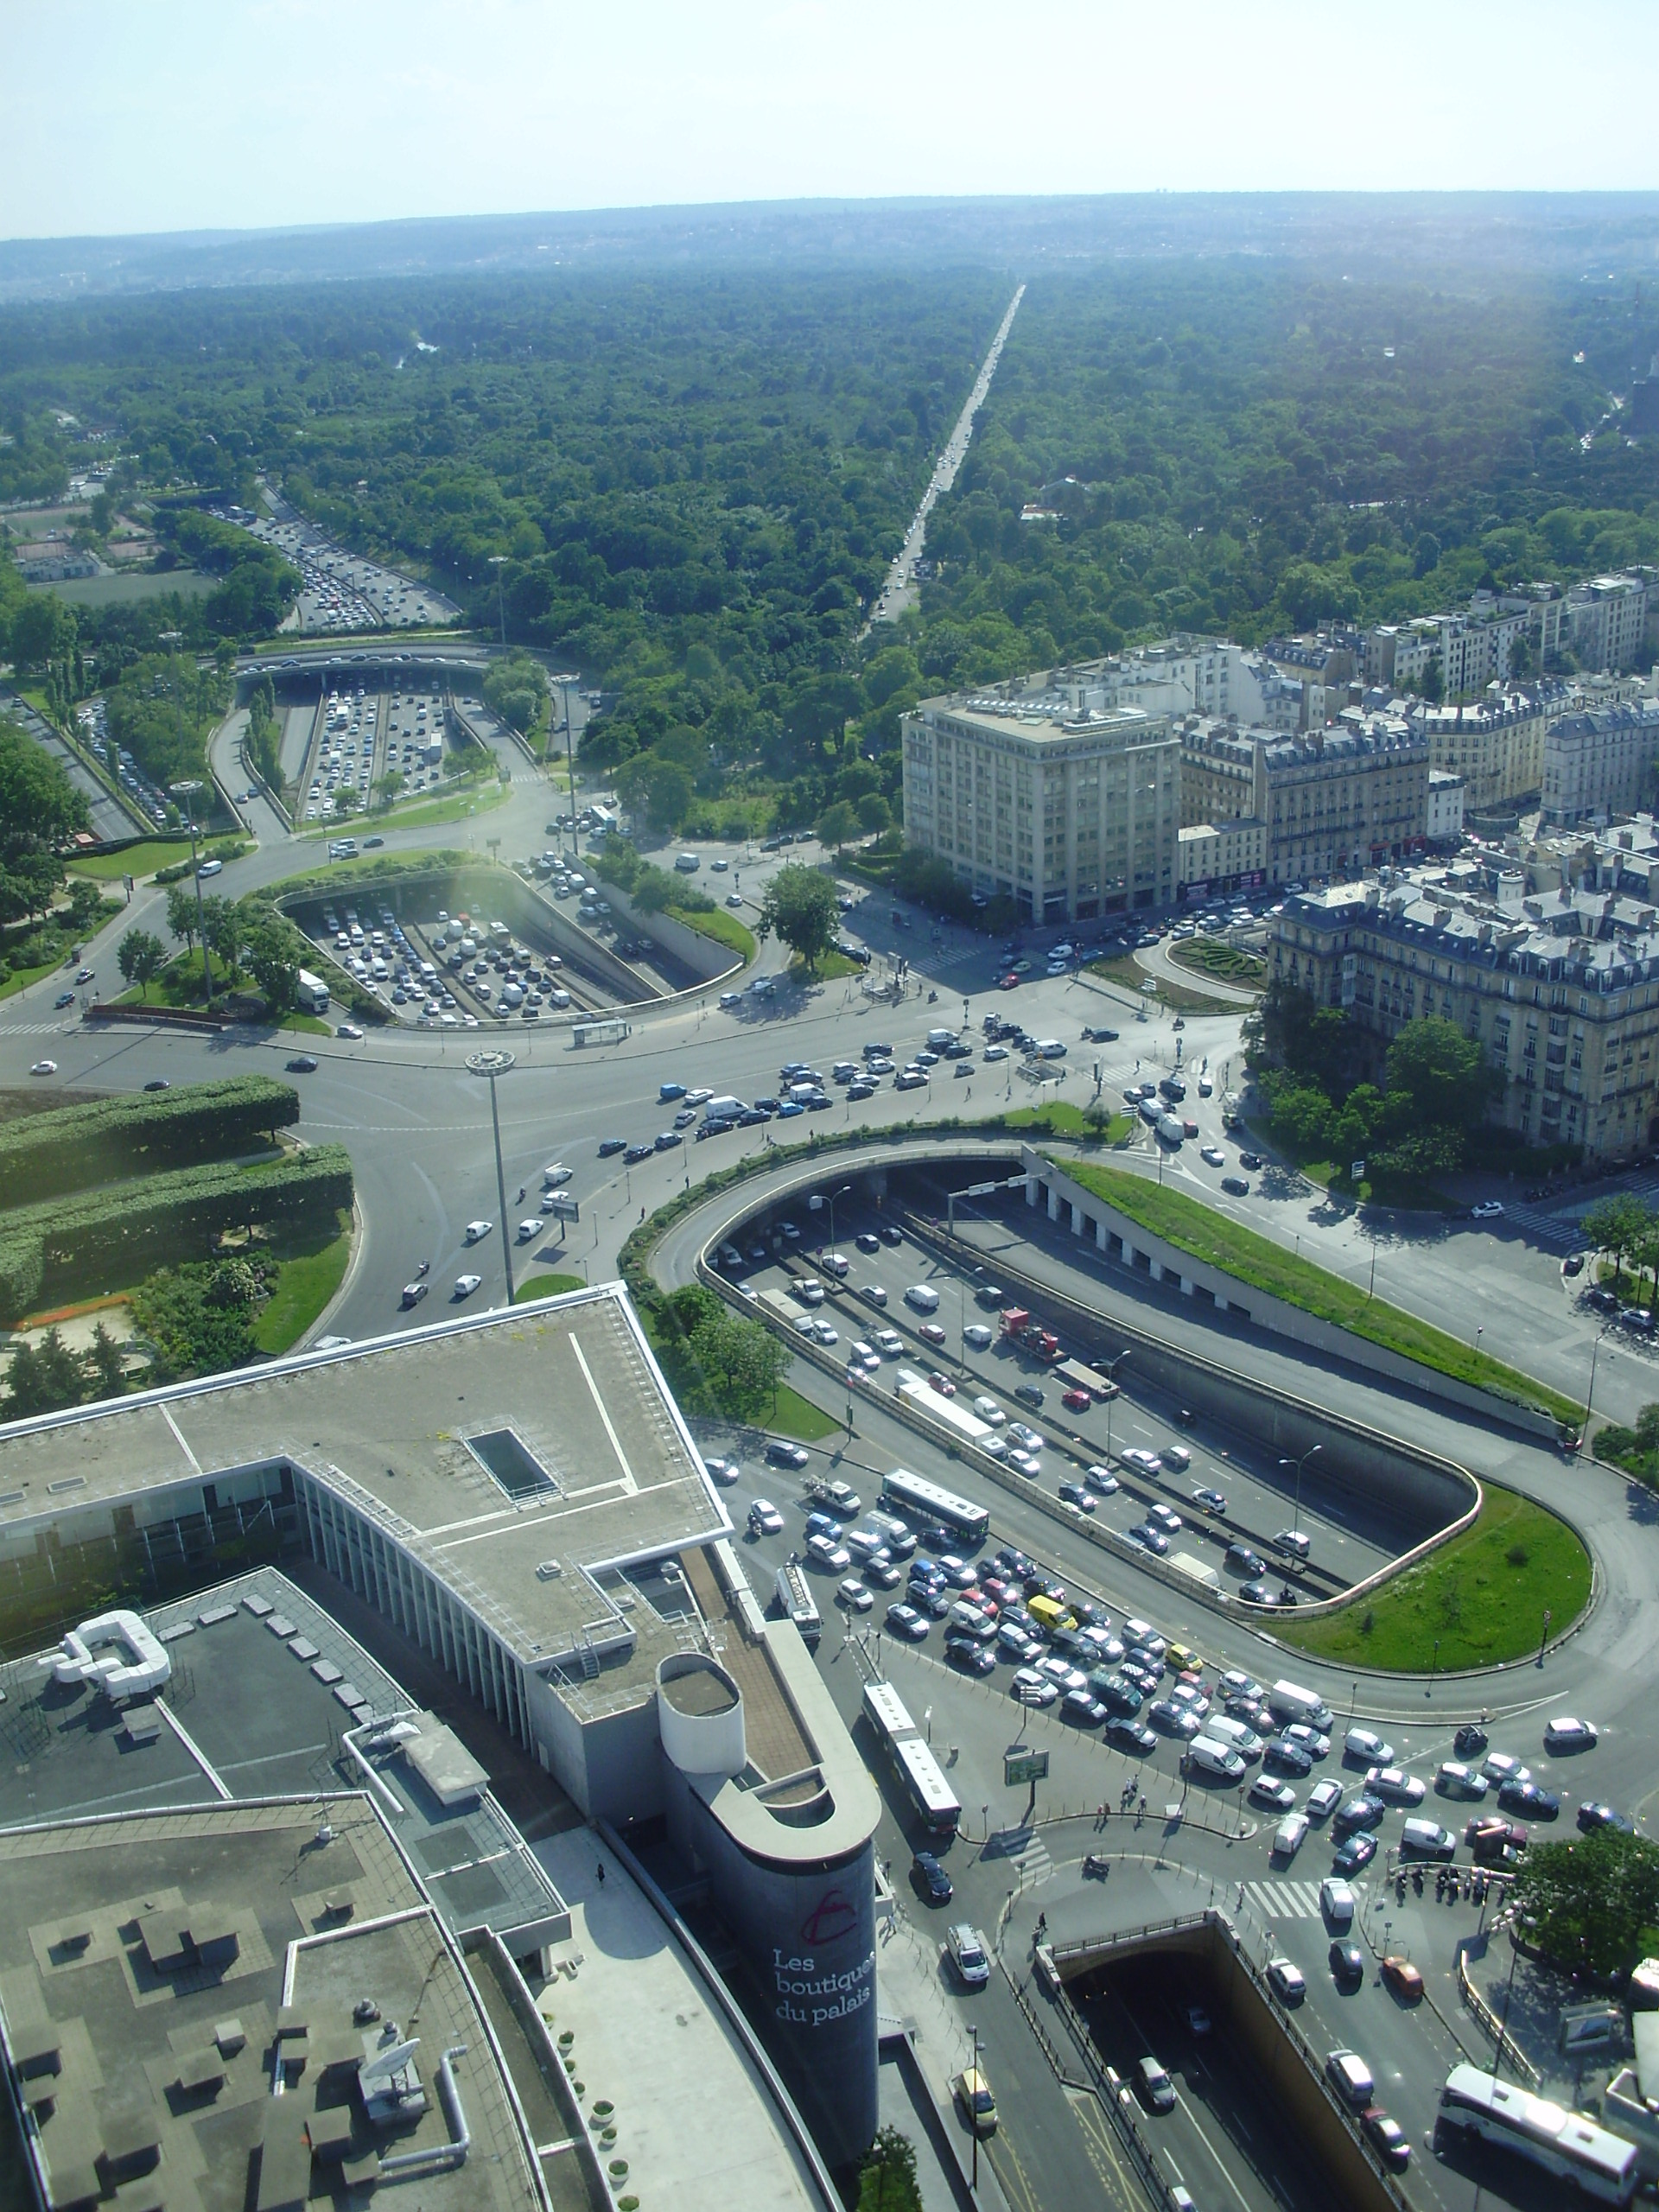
left=594, top=876, right=745, bottom=988
left=1025, top=1147, right=1561, bottom=1442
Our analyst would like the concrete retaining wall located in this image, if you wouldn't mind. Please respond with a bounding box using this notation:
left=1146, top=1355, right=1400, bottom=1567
left=593, top=876, right=745, bottom=988
left=1025, top=1148, right=1564, bottom=1442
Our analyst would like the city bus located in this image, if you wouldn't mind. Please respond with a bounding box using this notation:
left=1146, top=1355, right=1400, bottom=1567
left=1436, top=2066, right=1638, bottom=2205
left=861, top=1681, right=961, bottom=1836
left=880, top=1467, right=990, bottom=1547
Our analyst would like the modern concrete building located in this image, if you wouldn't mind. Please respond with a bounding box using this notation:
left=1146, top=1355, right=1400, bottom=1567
left=0, top=1287, right=885, bottom=2174
left=1410, top=693, right=1546, bottom=814
left=1178, top=716, right=1428, bottom=887
left=1270, top=874, right=1659, bottom=1158
left=1543, top=702, right=1659, bottom=826
left=900, top=687, right=1179, bottom=921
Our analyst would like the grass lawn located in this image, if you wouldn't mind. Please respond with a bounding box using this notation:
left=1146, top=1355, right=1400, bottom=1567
left=251, top=1216, right=354, bottom=1355
left=279, top=1012, right=333, bottom=1036
left=514, top=1271, right=586, bottom=1301
left=1058, top=1154, right=1583, bottom=1426
left=0, top=959, right=60, bottom=1004
left=300, top=782, right=510, bottom=838
left=70, top=839, right=194, bottom=882
left=791, top=947, right=860, bottom=981
left=1085, top=953, right=1240, bottom=1014
left=1276, top=1489, right=1590, bottom=1670
left=1170, top=938, right=1266, bottom=987
left=1003, top=1103, right=1135, bottom=1143
left=673, top=905, right=756, bottom=962
left=770, top=1383, right=842, bottom=1441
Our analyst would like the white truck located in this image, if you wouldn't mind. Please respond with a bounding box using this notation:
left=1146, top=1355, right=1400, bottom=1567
left=296, top=968, right=331, bottom=1015
left=1268, top=1678, right=1334, bottom=1732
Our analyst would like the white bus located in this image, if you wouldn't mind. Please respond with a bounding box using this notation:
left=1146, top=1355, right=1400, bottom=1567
left=880, top=1467, right=989, bottom=1546
left=774, top=1561, right=822, bottom=1648
left=861, top=1681, right=961, bottom=1836
left=1437, top=2065, right=1638, bottom=2205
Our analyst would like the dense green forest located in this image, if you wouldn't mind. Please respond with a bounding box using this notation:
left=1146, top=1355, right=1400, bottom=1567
left=3, top=249, right=1657, bottom=835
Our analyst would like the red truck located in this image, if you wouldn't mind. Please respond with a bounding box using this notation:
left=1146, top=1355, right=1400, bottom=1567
left=1000, top=1307, right=1061, bottom=1362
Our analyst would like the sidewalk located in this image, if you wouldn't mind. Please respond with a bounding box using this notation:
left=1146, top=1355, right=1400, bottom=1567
left=529, top=1827, right=824, bottom=2211
left=877, top=1904, right=1014, bottom=2212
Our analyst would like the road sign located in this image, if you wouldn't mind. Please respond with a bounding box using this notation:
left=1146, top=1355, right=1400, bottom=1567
left=544, top=1194, right=579, bottom=1222
left=963, top=1181, right=1000, bottom=1198
left=1351, top=1160, right=1366, bottom=1180
left=1004, top=1747, right=1049, bottom=1788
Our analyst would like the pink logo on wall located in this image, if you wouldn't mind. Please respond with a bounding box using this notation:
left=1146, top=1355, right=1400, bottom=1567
left=801, top=1888, right=858, bottom=1947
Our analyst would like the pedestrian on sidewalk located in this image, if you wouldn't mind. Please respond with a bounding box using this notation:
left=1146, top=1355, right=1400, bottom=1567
left=596, top=1861, right=607, bottom=1889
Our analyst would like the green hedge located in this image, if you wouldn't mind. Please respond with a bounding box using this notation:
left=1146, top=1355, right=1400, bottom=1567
left=0, top=1145, right=353, bottom=1323
left=0, top=1077, right=300, bottom=1211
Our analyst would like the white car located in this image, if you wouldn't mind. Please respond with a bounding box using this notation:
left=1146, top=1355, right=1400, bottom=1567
left=1267, top=1958, right=1306, bottom=2005
left=1344, top=1727, right=1393, bottom=1764
left=684, top=1087, right=714, bottom=1105
left=836, top=1578, right=874, bottom=1612
left=1364, top=1765, right=1426, bottom=1807
left=1038, top=1656, right=1088, bottom=1694
left=1471, top=1199, right=1505, bottom=1218
left=1436, top=1761, right=1489, bottom=1799
left=463, top=1220, right=493, bottom=1244
left=852, top=1342, right=881, bottom=1371
left=1482, top=1751, right=1531, bottom=1786
left=1084, top=1464, right=1121, bottom=1494
left=748, top=1498, right=785, bottom=1535
left=1119, top=1447, right=1162, bottom=1475
left=1007, top=1450, right=1040, bottom=1477
left=454, top=1273, right=483, bottom=1298
left=1543, top=1716, right=1598, bottom=1752
left=1201, top=1145, right=1225, bottom=1167
left=973, top=1395, right=1007, bottom=1425
left=1011, top=1669, right=1059, bottom=1707
left=703, top=1456, right=741, bottom=1486
left=963, top=1323, right=994, bottom=1349
left=806, top=1535, right=852, bottom=1572
left=983, top=1044, right=1008, bottom=1062
left=1007, top=1421, right=1042, bottom=1451
left=29, top=1060, right=56, bottom=1076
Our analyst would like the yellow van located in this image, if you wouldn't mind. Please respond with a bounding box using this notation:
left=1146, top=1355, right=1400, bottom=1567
left=1027, top=1592, right=1075, bottom=1637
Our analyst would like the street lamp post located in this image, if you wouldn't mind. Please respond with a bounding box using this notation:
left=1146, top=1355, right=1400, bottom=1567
left=562, top=676, right=578, bottom=856
left=168, top=779, right=213, bottom=1008
left=966, top=2021, right=980, bottom=2191
left=467, top=1050, right=517, bottom=1306
left=1278, top=1443, right=1323, bottom=1539
left=1104, top=1349, right=1131, bottom=1463
left=487, top=555, right=509, bottom=648
left=1581, top=1326, right=1614, bottom=1453
left=824, top=1184, right=853, bottom=1267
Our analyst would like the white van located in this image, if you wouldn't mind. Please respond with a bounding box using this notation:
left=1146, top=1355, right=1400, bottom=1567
left=1036, top=1039, right=1067, bottom=1058
left=1319, top=1878, right=1355, bottom=1928
left=674, top=853, right=701, bottom=873
left=926, top=1027, right=957, bottom=1050
left=1273, top=1812, right=1310, bottom=1859
left=1185, top=1737, right=1245, bottom=1782
left=1204, top=1713, right=1262, bottom=1759
left=703, top=1096, right=746, bottom=1121
left=904, top=1284, right=941, bottom=1314
left=1269, top=1679, right=1333, bottom=1732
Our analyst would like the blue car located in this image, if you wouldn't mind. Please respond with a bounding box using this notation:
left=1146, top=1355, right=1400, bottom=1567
left=659, top=1081, right=687, bottom=1101
left=776, top=1101, right=805, bottom=1119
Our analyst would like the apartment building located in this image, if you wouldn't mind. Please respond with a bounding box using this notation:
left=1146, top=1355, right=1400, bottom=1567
left=1024, top=637, right=1262, bottom=723
left=1270, top=876, right=1659, bottom=1159
left=1179, top=817, right=1268, bottom=895
left=1410, top=692, right=1546, bottom=812
left=1542, top=701, right=1659, bottom=826
left=1178, top=716, right=1428, bottom=887
left=900, top=690, right=1179, bottom=922
left=1568, top=574, right=1655, bottom=675
left=1428, top=769, right=1465, bottom=843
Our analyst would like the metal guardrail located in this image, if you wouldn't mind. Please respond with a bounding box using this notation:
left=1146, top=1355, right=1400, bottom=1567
left=1456, top=1936, right=1541, bottom=2088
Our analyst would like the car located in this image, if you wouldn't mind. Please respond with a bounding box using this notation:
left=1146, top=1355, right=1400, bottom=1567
left=1063, top=1688, right=1108, bottom=1726
left=1543, top=1715, right=1598, bottom=1752
left=454, top=1272, right=483, bottom=1299
left=1192, top=1486, right=1227, bottom=1516
left=1436, top=1761, right=1489, bottom=1799
left=885, top=1602, right=929, bottom=1640
left=1332, top=1792, right=1387, bottom=1838
left=766, top=1440, right=810, bottom=1471
left=1185, top=2004, right=1212, bottom=2037
left=1274, top=1529, right=1313, bottom=1561
left=836, top=1578, right=873, bottom=1612
left=1380, top=1956, right=1425, bottom=2003
left=1135, top=2057, right=1176, bottom=2113
left=285, top=1055, right=317, bottom=1073
left=1148, top=1700, right=1199, bottom=1738
left=53, top=988, right=76, bottom=1007
left=1011, top=1668, right=1059, bottom=1707
left=1083, top=1463, right=1119, bottom=1495
left=1471, top=1199, right=1505, bottom=1218
left=336, top=1020, right=365, bottom=1039
left=946, top=1637, right=995, bottom=1676
left=1250, top=1777, right=1298, bottom=1812
left=1267, top=1958, right=1306, bottom=2005
left=598, top=1137, right=627, bottom=1158
left=1265, top=1737, right=1313, bottom=1777
left=1058, top=1481, right=1096, bottom=1514
left=1061, top=1387, right=1091, bottom=1413
left=1329, top=1939, right=1364, bottom=1986
left=659, top=1081, right=687, bottom=1101
left=1119, top=1447, right=1161, bottom=1475
left=195, top=858, right=223, bottom=879
left=912, top=1851, right=952, bottom=1904
left=747, top=1500, right=784, bottom=1535
left=1365, top=1766, right=1426, bottom=1807
left=1237, top=1150, right=1264, bottom=1170
left=1482, top=1752, right=1531, bottom=1786
left=1497, top=1778, right=1560, bottom=1818
left=1344, top=1727, right=1393, bottom=1765
left=1129, top=1524, right=1171, bottom=1556
left=927, top=1371, right=957, bottom=1398
left=1332, top=1834, right=1378, bottom=1873
left=1039, top=1657, right=1089, bottom=1694
left=1454, top=1722, right=1490, bottom=1758
left=918, top=1319, right=947, bottom=1344
left=1578, top=1802, right=1635, bottom=1834
left=654, top=1129, right=683, bottom=1150
left=1014, top=1382, right=1046, bottom=1410
left=703, top=1455, right=741, bottom=1486
left=1225, top=1541, right=1267, bottom=1579
left=1201, top=1144, right=1225, bottom=1167
left=1306, top=1778, right=1344, bottom=1821
left=463, top=1220, right=493, bottom=1244
left=143, top=1077, right=170, bottom=1091
left=1108, top=1714, right=1159, bottom=1756
left=1007, top=1421, right=1042, bottom=1452
left=806, top=1535, right=852, bottom=1573
left=1221, top=1176, right=1252, bottom=1197
left=1362, top=2108, right=1411, bottom=2171
left=953, top=2069, right=997, bottom=2135
left=855, top=1232, right=880, bottom=1253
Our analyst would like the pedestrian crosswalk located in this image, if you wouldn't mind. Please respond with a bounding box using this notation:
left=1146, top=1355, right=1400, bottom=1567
left=1243, top=1878, right=1326, bottom=1921
left=1503, top=1204, right=1584, bottom=1252
left=995, top=1829, right=1053, bottom=1888
left=0, top=1021, right=70, bottom=1039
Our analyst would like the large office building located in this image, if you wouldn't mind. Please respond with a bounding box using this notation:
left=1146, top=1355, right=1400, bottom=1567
left=0, top=1287, right=882, bottom=2177
left=900, top=686, right=1179, bottom=921
left=1270, top=874, right=1659, bottom=1158
left=1178, top=715, right=1428, bottom=887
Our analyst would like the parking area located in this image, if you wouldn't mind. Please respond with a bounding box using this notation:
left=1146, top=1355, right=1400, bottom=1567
left=292, top=677, right=461, bottom=825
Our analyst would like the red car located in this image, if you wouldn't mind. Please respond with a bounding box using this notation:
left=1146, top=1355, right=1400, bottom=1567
left=1062, top=1388, right=1091, bottom=1412
left=928, top=1371, right=957, bottom=1398
left=998, top=973, right=1019, bottom=991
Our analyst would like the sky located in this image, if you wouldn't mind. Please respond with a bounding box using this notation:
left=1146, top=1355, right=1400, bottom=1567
left=8, top=0, right=1659, bottom=240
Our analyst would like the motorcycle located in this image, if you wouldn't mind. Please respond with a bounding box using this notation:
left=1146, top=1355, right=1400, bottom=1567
left=416, top=1260, right=430, bottom=1278
left=927, top=989, right=938, bottom=1002
left=1083, top=1854, right=1109, bottom=1878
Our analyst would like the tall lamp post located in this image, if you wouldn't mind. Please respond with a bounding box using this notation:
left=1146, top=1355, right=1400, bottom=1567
left=965, top=2021, right=980, bottom=2191
left=824, top=1183, right=853, bottom=1266
left=1581, top=1325, right=1615, bottom=1453
left=168, top=779, right=213, bottom=1008
left=562, top=676, right=578, bottom=855
left=487, top=554, right=509, bottom=648
left=1278, top=1443, right=1323, bottom=1539
left=1104, top=1349, right=1132, bottom=1465
left=468, top=1050, right=517, bottom=1306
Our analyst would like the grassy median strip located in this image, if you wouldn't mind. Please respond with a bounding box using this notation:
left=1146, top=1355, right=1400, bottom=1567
left=1275, top=1489, right=1590, bottom=1671
left=672, top=904, right=755, bottom=962
left=1003, top=1103, right=1134, bottom=1144
left=513, top=1271, right=586, bottom=1302
left=251, top=1219, right=354, bottom=1355
left=1056, top=1154, right=1582, bottom=1427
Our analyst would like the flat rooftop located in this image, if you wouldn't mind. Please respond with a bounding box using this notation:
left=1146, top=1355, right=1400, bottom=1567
left=0, top=1794, right=545, bottom=2212
left=0, top=1286, right=730, bottom=1678
left=0, top=1569, right=569, bottom=1956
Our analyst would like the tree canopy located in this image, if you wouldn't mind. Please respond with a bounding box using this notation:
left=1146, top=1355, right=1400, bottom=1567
left=1512, top=1827, right=1659, bottom=1978
left=757, top=863, right=840, bottom=974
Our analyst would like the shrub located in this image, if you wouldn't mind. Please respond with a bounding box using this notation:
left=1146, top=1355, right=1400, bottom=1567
left=0, top=1077, right=300, bottom=1209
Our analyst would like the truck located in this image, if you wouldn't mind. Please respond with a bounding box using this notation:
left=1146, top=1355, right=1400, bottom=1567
left=775, top=1561, right=822, bottom=1647
left=1000, top=1308, right=1061, bottom=1362
left=1268, top=1678, right=1334, bottom=1732
left=296, top=968, right=331, bottom=1015
left=1221, top=1091, right=1243, bottom=1130
left=807, top=1476, right=862, bottom=1516
left=572, top=1018, right=632, bottom=1046
left=1054, top=1357, right=1117, bottom=1402
left=760, top=1287, right=814, bottom=1333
